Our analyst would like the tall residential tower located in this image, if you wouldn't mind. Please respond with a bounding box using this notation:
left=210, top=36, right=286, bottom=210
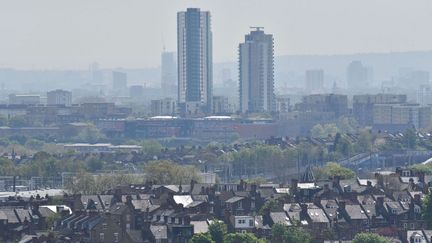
left=177, top=8, right=213, bottom=115
left=239, top=28, right=275, bottom=113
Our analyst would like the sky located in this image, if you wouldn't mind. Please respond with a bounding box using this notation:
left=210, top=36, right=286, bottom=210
left=1, top=0, right=432, bottom=69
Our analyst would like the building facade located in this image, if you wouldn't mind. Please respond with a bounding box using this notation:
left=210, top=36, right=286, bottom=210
left=239, top=28, right=275, bottom=113
left=150, top=98, right=177, bottom=116
left=305, top=69, right=324, bottom=92
left=353, top=94, right=407, bottom=126
left=177, top=8, right=213, bottom=114
left=47, top=89, right=72, bottom=106
left=161, top=51, right=177, bottom=95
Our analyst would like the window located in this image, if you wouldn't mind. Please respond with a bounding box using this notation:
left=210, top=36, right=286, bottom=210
left=102, top=223, right=107, bottom=230
left=126, top=214, right=131, bottom=221
left=403, top=223, right=408, bottom=229
left=238, top=201, right=243, bottom=209
left=415, top=207, right=421, bottom=213
left=249, top=219, right=254, bottom=227
left=411, top=223, right=415, bottom=229
left=99, top=233, right=104, bottom=241
left=114, top=233, right=119, bottom=242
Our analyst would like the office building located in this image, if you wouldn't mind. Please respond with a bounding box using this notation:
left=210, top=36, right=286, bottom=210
left=177, top=8, right=213, bottom=114
left=296, top=94, right=348, bottom=118
left=239, top=27, right=275, bottom=113
left=112, top=71, right=127, bottom=94
left=150, top=98, right=177, bottom=116
left=8, top=94, right=40, bottom=105
left=353, top=94, right=407, bottom=126
left=161, top=51, right=177, bottom=95
left=276, top=96, right=290, bottom=113
left=305, top=69, right=324, bottom=92
left=212, top=96, right=231, bottom=115
left=47, top=89, right=72, bottom=106
left=347, top=61, right=372, bottom=90
left=373, top=103, right=431, bottom=131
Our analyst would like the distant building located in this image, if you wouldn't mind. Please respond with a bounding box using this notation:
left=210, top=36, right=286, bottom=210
left=347, top=61, right=372, bottom=90
left=161, top=51, right=177, bottom=95
left=47, top=89, right=72, bottom=106
left=177, top=8, right=213, bottom=114
left=112, top=71, right=127, bottom=94
left=150, top=98, right=177, bottom=116
left=296, top=94, right=348, bottom=118
left=89, top=62, right=103, bottom=83
left=212, top=96, right=230, bottom=115
left=276, top=96, right=290, bottom=113
left=239, top=27, right=275, bottom=113
left=305, top=69, right=324, bottom=92
left=417, top=85, right=432, bottom=106
left=373, top=103, right=431, bottom=131
left=353, top=94, right=407, bottom=126
left=8, top=94, right=40, bottom=105
left=129, top=85, right=144, bottom=99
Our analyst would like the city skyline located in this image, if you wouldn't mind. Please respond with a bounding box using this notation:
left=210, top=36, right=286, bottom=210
left=1, top=0, right=432, bottom=69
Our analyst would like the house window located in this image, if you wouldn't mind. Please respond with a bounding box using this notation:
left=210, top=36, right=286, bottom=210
left=249, top=219, right=254, bottom=227
left=241, top=230, right=247, bottom=233
left=415, top=208, right=421, bottom=213
left=411, top=223, right=415, bottom=229
left=102, top=223, right=107, bottom=230
left=126, top=214, right=131, bottom=221
left=391, top=208, right=397, bottom=214
left=126, top=223, right=130, bottom=230
left=403, top=223, right=408, bottom=229
left=99, top=233, right=104, bottom=241
left=238, top=201, right=243, bottom=209
left=114, top=232, right=119, bottom=242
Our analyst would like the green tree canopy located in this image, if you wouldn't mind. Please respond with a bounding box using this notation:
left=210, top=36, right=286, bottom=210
left=224, top=233, right=264, bottom=243
left=208, top=221, right=227, bottom=243
left=316, top=162, right=355, bottom=179
left=143, top=160, right=201, bottom=185
left=271, top=223, right=311, bottom=243
left=352, top=233, right=390, bottom=243
left=423, top=188, right=432, bottom=228
left=190, top=233, right=215, bottom=243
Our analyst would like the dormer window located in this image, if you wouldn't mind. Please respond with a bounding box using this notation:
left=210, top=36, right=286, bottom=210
left=391, top=208, right=397, bottom=214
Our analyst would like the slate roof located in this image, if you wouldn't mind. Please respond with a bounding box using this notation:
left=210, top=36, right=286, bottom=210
left=270, top=212, right=292, bottom=226
left=150, top=225, right=167, bottom=239
left=191, top=220, right=209, bottom=233
left=225, top=196, right=245, bottom=203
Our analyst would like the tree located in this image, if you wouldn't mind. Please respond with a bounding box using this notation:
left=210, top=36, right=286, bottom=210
left=8, top=115, right=30, bottom=127
left=208, top=221, right=227, bottom=243
left=403, top=128, right=417, bottom=149
left=352, top=233, right=390, bottom=243
left=224, top=233, right=264, bottom=243
left=259, top=199, right=280, bottom=215
left=316, top=162, right=355, bottom=179
left=0, top=157, right=15, bottom=176
left=73, top=124, right=106, bottom=143
left=141, top=140, right=163, bottom=156
left=271, top=223, right=311, bottom=243
left=45, top=212, right=61, bottom=229
left=355, top=129, right=374, bottom=153
left=144, top=160, right=201, bottom=185
left=190, top=233, right=215, bottom=243
left=423, top=188, right=432, bottom=228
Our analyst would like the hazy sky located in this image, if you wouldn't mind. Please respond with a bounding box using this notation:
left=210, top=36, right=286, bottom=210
left=1, top=0, right=432, bottom=69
